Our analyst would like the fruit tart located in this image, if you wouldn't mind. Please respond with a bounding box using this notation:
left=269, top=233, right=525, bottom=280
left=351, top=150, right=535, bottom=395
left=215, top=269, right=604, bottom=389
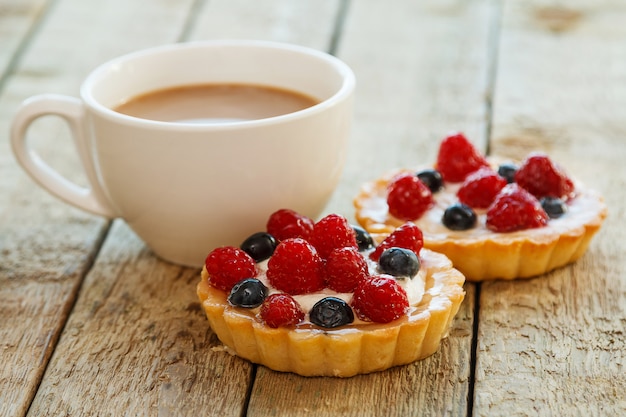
left=354, top=132, right=607, bottom=281
left=197, top=209, right=465, bottom=377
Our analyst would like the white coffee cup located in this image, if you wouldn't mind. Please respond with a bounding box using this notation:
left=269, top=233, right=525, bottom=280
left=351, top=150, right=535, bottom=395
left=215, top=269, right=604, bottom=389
left=10, top=40, right=355, bottom=267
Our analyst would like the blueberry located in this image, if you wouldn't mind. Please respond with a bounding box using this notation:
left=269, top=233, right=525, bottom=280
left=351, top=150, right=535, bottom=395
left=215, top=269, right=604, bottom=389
left=240, top=232, right=277, bottom=262
left=228, top=278, right=268, bottom=308
left=309, top=297, right=354, bottom=328
left=497, top=163, right=518, bottom=184
left=378, top=247, right=420, bottom=278
left=416, top=169, right=443, bottom=192
left=352, top=225, right=374, bottom=251
left=540, top=197, right=567, bottom=219
left=442, top=203, right=477, bottom=230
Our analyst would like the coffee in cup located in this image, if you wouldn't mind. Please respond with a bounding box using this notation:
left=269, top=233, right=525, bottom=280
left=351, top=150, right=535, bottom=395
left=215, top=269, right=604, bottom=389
left=114, top=83, right=319, bottom=124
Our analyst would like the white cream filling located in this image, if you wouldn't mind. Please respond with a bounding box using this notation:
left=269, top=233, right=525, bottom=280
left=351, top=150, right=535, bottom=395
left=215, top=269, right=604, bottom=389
left=359, top=173, right=605, bottom=242
left=254, top=250, right=426, bottom=324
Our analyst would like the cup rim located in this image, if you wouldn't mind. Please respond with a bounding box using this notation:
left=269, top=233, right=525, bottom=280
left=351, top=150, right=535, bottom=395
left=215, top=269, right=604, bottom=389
left=80, top=39, right=355, bottom=130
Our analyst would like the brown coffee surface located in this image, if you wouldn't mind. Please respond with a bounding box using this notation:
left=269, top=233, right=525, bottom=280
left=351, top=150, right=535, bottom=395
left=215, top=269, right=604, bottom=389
left=114, top=83, right=319, bottom=123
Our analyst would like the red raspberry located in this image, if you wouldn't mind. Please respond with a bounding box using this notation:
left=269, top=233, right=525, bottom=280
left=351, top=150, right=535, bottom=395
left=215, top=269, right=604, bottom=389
left=351, top=275, right=409, bottom=323
left=260, top=293, right=305, bottom=328
left=486, top=183, right=549, bottom=232
left=325, top=247, right=369, bottom=292
left=205, top=246, right=257, bottom=291
left=370, top=222, right=424, bottom=262
left=266, top=238, right=325, bottom=294
left=514, top=153, right=575, bottom=199
left=266, top=209, right=314, bottom=241
left=436, top=132, right=489, bottom=182
left=309, top=214, right=358, bottom=259
left=457, top=167, right=507, bottom=209
left=387, top=173, right=434, bottom=221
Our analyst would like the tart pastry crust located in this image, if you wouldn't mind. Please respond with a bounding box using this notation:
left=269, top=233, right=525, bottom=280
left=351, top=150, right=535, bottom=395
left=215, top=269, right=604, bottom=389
left=354, top=169, right=607, bottom=281
left=197, top=248, right=465, bottom=377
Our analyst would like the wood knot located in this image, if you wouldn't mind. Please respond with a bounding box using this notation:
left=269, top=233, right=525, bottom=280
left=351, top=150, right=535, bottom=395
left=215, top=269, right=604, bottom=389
left=534, top=6, right=583, bottom=33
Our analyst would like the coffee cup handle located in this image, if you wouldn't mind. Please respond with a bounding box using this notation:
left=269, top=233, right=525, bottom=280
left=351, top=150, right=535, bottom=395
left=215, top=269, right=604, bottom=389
left=10, top=94, right=117, bottom=218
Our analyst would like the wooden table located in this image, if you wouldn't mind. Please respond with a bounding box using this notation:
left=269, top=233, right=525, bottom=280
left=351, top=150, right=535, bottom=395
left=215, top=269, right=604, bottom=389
left=1, top=0, right=624, bottom=415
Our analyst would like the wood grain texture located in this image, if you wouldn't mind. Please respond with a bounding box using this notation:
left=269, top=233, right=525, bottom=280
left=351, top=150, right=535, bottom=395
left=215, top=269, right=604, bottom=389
left=27, top=221, right=252, bottom=416
left=2, top=0, right=624, bottom=415
left=0, top=2, right=106, bottom=417
left=0, top=0, right=198, bottom=416
left=324, top=0, right=498, bottom=224
left=0, top=0, right=48, bottom=75
left=189, top=0, right=342, bottom=51
left=477, top=0, right=626, bottom=415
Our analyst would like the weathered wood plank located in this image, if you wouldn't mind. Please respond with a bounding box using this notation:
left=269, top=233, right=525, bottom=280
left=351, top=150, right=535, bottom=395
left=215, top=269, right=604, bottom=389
left=0, top=0, right=49, bottom=76
left=0, top=0, right=210, bottom=416
left=0, top=209, right=106, bottom=417
left=241, top=0, right=496, bottom=415
left=477, top=0, right=626, bottom=415
left=190, top=0, right=343, bottom=51
left=324, top=0, right=498, bottom=222
left=27, top=221, right=252, bottom=416
left=0, top=1, right=109, bottom=416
